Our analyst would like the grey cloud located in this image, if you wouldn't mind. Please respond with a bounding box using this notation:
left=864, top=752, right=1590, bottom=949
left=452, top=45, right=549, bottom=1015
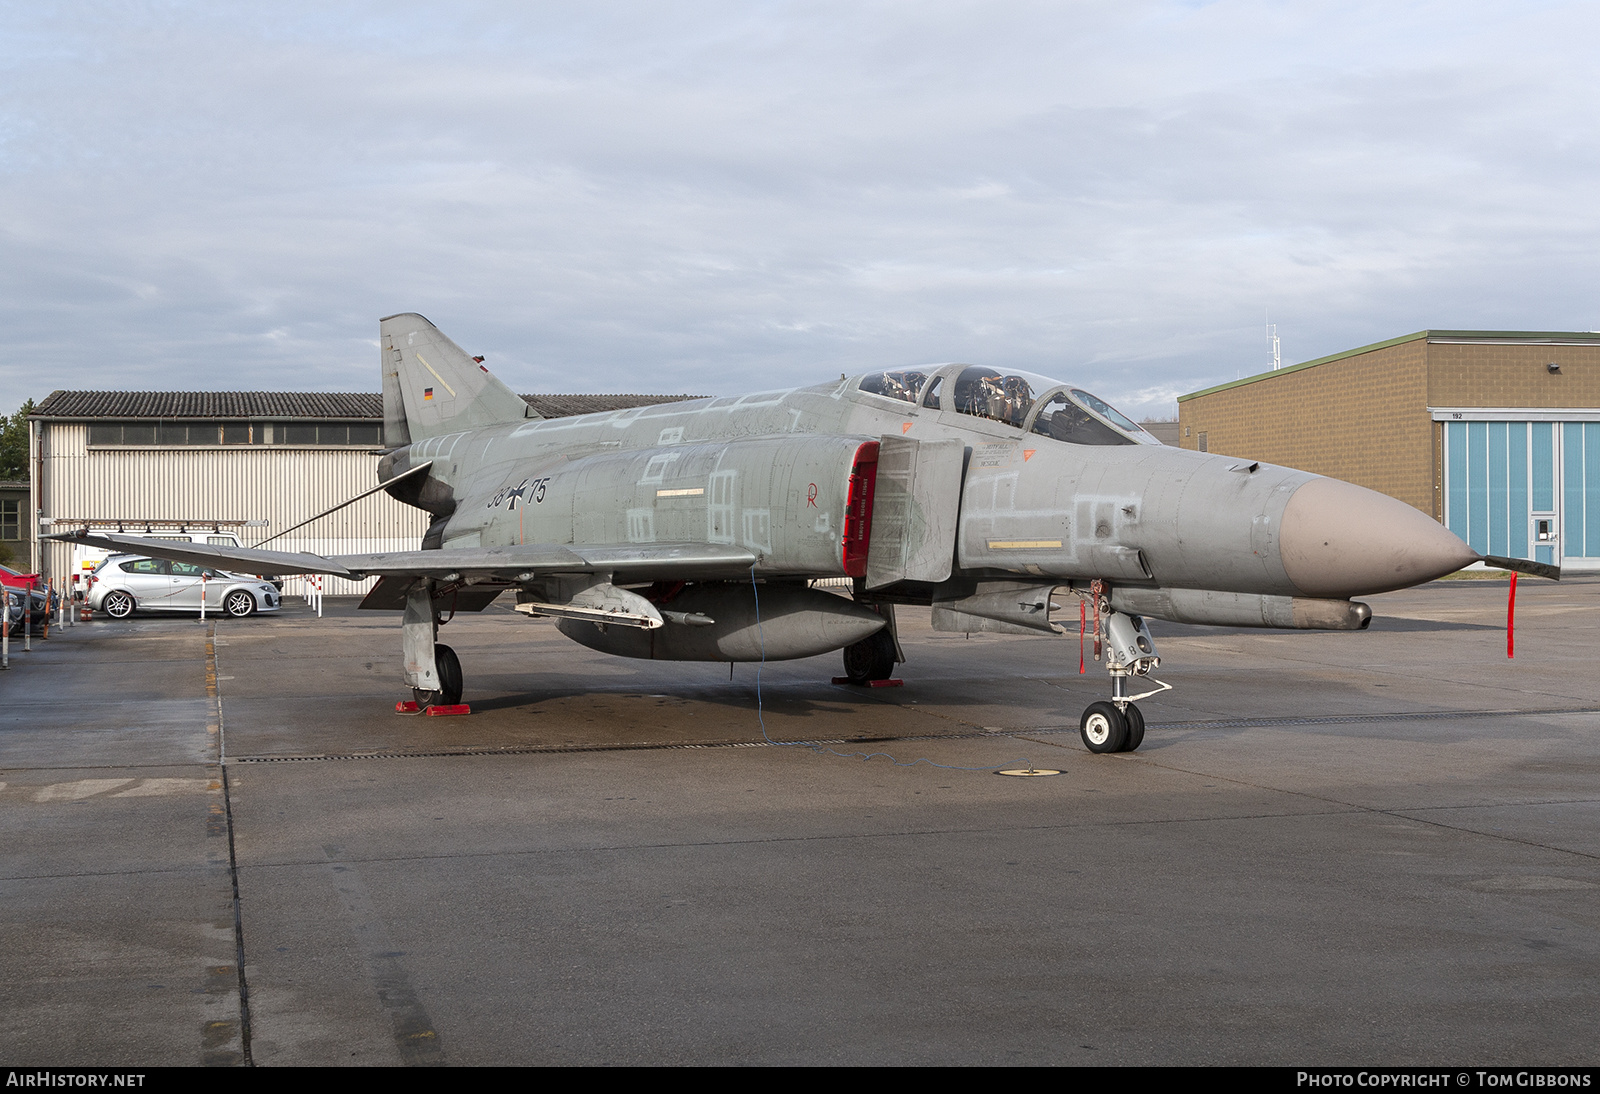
left=3, top=1, right=1598, bottom=420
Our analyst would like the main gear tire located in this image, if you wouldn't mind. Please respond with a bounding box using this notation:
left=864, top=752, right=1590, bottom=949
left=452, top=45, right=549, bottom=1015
left=841, top=627, right=896, bottom=684
left=414, top=644, right=464, bottom=708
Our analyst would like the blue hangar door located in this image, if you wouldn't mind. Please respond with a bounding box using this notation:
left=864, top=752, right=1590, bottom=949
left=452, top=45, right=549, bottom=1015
left=1443, top=418, right=1600, bottom=569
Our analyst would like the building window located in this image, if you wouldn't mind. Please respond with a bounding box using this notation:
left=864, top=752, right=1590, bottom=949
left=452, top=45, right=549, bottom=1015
left=274, top=422, right=382, bottom=446
left=88, top=420, right=382, bottom=447
left=0, top=500, right=19, bottom=540
left=1198, top=431, right=1208, bottom=453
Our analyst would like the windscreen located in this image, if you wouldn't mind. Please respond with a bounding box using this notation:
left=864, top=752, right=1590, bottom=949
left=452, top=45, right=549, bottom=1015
left=1030, top=388, right=1150, bottom=446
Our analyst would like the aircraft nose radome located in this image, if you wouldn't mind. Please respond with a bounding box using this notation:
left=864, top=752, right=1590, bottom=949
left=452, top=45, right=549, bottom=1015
left=1280, top=478, right=1478, bottom=598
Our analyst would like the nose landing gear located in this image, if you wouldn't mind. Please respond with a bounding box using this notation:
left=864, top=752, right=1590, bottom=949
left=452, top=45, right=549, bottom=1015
left=1075, top=593, right=1169, bottom=754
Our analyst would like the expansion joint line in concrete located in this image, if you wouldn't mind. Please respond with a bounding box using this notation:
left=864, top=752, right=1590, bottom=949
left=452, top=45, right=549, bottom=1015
left=207, top=622, right=254, bottom=1067
left=1082, top=747, right=1600, bottom=866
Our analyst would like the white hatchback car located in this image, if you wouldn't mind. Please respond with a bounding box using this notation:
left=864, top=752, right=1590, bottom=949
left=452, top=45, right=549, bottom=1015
left=88, top=554, right=281, bottom=618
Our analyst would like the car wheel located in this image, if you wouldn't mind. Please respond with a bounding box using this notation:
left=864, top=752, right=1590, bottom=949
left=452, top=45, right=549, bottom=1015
left=103, top=591, right=135, bottom=619
left=224, top=590, right=255, bottom=618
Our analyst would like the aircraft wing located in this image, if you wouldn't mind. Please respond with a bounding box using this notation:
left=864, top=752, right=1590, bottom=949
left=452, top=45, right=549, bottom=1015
left=51, top=531, right=363, bottom=577
left=48, top=531, right=759, bottom=583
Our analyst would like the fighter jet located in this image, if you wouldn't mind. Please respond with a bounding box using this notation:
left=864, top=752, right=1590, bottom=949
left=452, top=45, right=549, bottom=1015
left=54, top=313, right=1553, bottom=754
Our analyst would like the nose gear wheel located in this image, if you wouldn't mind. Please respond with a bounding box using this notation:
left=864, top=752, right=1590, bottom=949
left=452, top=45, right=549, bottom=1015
left=1072, top=589, right=1170, bottom=754
left=1080, top=701, right=1128, bottom=753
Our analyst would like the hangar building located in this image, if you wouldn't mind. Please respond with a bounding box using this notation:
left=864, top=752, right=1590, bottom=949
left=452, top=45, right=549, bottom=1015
left=29, top=390, right=692, bottom=595
left=1176, top=330, right=1600, bottom=572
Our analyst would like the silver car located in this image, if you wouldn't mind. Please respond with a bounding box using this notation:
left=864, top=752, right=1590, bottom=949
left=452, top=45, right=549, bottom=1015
left=88, top=554, right=280, bottom=618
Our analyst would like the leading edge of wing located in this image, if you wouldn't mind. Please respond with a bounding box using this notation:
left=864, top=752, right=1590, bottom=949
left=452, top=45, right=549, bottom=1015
left=49, top=531, right=759, bottom=582
left=47, top=531, right=361, bottom=578
left=339, top=542, right=760, bottom=581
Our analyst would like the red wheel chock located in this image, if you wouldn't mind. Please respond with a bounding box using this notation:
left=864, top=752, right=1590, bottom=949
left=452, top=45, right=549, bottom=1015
left=396, top=700, right=472, bottom=715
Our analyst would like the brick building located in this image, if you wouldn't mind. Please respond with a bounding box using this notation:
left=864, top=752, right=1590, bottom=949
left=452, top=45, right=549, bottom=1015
left=1177, top=330, right=1600, bottom=572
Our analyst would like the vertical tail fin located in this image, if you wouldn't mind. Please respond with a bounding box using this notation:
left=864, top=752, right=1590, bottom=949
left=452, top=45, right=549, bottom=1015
left=379, top=313, right=539, bottom=445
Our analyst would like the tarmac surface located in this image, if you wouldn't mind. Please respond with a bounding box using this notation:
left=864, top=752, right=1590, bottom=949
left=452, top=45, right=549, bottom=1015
left=1, top=576, right=1597, bottom=1066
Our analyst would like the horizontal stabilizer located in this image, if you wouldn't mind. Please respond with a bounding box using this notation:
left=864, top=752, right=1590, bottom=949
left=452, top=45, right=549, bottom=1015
left=1481, top=554, right=1561, bottom=581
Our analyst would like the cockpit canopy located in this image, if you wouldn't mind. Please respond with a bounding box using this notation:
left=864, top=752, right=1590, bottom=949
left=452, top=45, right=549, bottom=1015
left=857, top=369, right=931, bottom=405
left=855, top=365, right=1157, bottom=446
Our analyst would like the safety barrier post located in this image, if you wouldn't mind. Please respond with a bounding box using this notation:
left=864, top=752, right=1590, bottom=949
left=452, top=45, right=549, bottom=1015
left=199, top=573, right=208, bottom=621
left=23, top=581, right=31, bottom=652
left=2, top=594, right=9, bottom=668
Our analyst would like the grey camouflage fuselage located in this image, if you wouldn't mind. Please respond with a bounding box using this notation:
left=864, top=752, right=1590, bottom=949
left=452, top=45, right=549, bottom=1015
left=379, top=369, right=1472, bottom=626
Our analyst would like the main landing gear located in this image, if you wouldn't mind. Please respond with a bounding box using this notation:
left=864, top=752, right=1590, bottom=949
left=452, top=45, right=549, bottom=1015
left=1075, top=596, right=1169, bottom=755
left=403, top=580, right=464, bottom=708
left=840, top=603, right=902, bottom=685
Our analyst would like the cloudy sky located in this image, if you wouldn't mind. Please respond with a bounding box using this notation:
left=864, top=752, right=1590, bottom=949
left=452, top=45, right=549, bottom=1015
left=3, top=1, right=1597, bottom=419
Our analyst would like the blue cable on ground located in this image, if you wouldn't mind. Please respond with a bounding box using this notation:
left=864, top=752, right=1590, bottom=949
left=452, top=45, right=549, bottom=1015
left=747, top=564, right=1041, bottom=772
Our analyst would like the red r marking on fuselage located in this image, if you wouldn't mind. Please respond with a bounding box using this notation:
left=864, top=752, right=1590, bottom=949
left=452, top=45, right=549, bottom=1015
left=807, top=483, right=818, bottom=507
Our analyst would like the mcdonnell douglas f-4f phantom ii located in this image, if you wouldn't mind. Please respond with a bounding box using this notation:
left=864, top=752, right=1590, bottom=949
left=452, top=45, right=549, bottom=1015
left=56, top=313, right=1555, bottom=754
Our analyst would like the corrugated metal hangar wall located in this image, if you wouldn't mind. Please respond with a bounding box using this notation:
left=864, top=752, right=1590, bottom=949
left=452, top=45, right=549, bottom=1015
left=30, top=391, right=693, bottom=595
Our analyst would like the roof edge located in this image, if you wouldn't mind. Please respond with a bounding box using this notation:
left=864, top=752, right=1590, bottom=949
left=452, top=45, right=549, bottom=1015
left=29, top=390, right=707, bottom=422
left=1178, top=332, right=1428, bottom=402
left=1177, top=329, right=1600, bottom=403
